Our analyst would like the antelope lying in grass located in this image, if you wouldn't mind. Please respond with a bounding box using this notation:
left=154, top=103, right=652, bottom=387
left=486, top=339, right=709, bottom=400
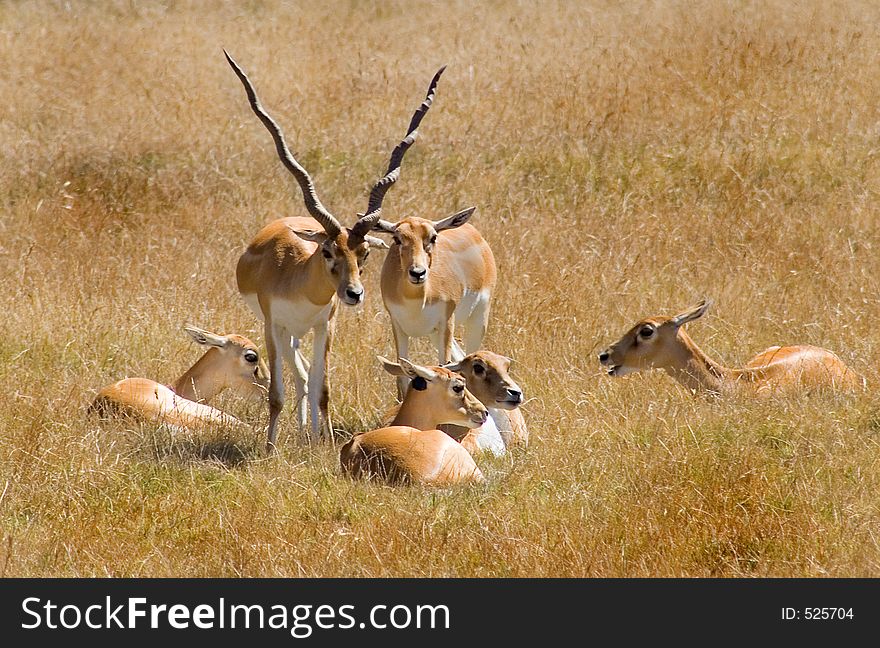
left=340, top=358, right=487, bottom=486
left=225, top=51, right=445, bottom=448
left=440, top=350, right=528, bottom=455
left=598, top=300, right=863, bottom=395
left=375, top=206, right=496, bottom=397
left=90, top=326, right=269, bottom=430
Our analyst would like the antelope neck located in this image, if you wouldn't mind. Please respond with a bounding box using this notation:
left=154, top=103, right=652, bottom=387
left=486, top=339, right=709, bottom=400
left=173, top=350, right=227, bottom=403
left=662, top=329, right=741, bottom=393
left=391, top=389, right=446, bottom=430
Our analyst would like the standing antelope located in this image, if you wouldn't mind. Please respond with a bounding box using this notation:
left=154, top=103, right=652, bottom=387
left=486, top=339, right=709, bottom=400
left=440, top=350, right=528, bottom=454
left=90, top=326, right=269, bottom=431
left=374, top=205, right=496, bottom=397
left=598, top=300, right=864, bottom=395
left=340, top=358, right=487, bottom=486
left=225, top=51, right=445, bottom=448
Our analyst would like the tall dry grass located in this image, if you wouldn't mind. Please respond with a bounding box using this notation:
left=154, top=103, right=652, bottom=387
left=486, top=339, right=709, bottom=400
left=1, top=0, right=879, bottom=576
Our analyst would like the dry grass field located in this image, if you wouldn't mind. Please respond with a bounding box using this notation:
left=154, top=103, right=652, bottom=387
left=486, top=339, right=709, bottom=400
left=2, top=0, right=880, bottom=577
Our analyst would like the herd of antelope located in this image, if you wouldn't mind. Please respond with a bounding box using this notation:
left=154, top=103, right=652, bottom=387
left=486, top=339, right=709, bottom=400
left=91, top=54, right=865, bottom=486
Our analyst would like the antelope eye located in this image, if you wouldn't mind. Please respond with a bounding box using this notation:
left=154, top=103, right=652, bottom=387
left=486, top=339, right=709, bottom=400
left=244, top=350, right=259, bottom=363
left=639, top=326, right=655, bottom=338
left=473, top=363, right=485, bottom=376
left=392, top=236, right=401, bottom=245
left=452, top=383, right=464, bottom=394
left=322, top=249, right=332, bottom=260
left=429, top=234, right=437, bottom=245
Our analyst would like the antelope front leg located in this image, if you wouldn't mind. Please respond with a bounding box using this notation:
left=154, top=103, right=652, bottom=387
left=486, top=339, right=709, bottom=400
left=439, top=309, right=456, bottom=364
left=264, top=320, right=287, bottom=454
left=464, top=295, right=491, bottom=355
left=308, top=322, right=330, bottom=443
left=280, top=335, right=308, bottom=433
left=320, top=315, right=335, bottom=441
left=391, top=319, right=410, bottom=401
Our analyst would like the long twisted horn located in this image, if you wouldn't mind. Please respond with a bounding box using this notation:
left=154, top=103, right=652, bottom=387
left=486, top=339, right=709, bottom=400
left=351, top=65, right=446, bottom=238
left=224, top=50, right=342, bottom=238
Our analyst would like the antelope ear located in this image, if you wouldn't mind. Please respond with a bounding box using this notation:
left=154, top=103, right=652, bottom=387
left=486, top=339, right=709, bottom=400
left=671, top=299, right=712, bottom=327
left=184, top=326, right=229, bottom=348
left=397, top=358, right=440, bottom=381
left=378, top=356, right=410, bottom=377
left=288, top=227, right=328, bottom=244
left=372, top=220, right=398, bottom=234
left=365, top=235, right=390, bottom=249
left=433, top=206, right=476, bottom=231
left=441, top=360, right=464, bottom=372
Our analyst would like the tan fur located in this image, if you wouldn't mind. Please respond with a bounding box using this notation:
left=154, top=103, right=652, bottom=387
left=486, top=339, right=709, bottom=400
left=226, top=52, right=435, bottom=451
left=237, top=217, right=368, bottom=305
left=379, top=216, right=497, bottom=383
left=441, top=351, right=527, bottom=449
left=91, top=378, right=247, bottom=430
left=381, top=222, right=496, bottom=306
left=90, top=331, right=269, bottom=430
left=599, top=301, right=863, bottom=395
left=237, top=216, right=377, bottom=448
left=340, top=362, right=486, bottom=486
left=379, top=350, right=528, bottom=453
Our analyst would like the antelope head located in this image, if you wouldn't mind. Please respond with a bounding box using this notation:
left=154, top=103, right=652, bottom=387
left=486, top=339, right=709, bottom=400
left=379, top=356, right=488, bottom=427
left=598, top=300, right=712, bottom=376
left=443, top=351, right=523, bottom=410
left=225, top=51, right=445, bottom=305
left=373, top=207, right=476, bottom=285
left=183, top=325, right=270, bottom=400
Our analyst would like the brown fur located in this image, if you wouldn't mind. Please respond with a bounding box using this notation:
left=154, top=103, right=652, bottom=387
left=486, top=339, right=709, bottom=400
left=340, top=362, right=486, bottom=485
left=379, top=215, right=497, bottom=377
left=600, top=302, right=864, bottom=395
left=381, top=222, right=496, bottom=306
left=237, top=216, right=377, bottom=447
left=90, top=331, right=269, bottom=430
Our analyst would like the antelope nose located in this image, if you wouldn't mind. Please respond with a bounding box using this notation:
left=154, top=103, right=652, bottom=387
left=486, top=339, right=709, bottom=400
left=346, top=287, right=363, bottom=301
left=507, top=388, right=523, bottom=403
left=598, top=351, right=610, bottom=364
left=409, top=267, right=427, bottom=281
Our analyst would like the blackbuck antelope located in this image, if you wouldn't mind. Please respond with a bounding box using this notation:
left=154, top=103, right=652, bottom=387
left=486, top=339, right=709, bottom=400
left=598, top=300, right=864, bottom=395
left=375, top=205, right=496, bottom=397
left=440, top=351, right=528, bottom=455
left=225, top=51, right=445, bottom=449
left=379, top=350, right=527, bottom=454
left=340, top=358, right=487, bottom=486
left=90, top=326, right=269, bottom=431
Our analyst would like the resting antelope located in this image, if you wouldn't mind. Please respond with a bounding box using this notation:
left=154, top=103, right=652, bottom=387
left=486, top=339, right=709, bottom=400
left=380, top=350, right=528, bottom=455
left=340, top=358, right=487, bottom=486
left=225, top=51, right=445, bottom=448
left=598, top=300, right=864, bottom=395
left=440, top=351, right=528, bottom=455
left=374, top=203, right=496, bottom=397
left=90, top=326, right=269, bottom=430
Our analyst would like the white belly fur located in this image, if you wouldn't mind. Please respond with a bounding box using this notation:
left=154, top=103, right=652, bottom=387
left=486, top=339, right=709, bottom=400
left=242, top=293, right=333, bottom=338
left=472, top=415, right=506, bottom=456
left=454, top=288, right=490, bottom=323
left=388, top=289, right=489, bottom=337
left=386, top=299, right=448, bottom=338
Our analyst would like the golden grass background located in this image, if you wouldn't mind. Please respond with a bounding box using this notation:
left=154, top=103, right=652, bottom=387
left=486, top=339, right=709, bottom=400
left=1, top=0, right=880, bottom=576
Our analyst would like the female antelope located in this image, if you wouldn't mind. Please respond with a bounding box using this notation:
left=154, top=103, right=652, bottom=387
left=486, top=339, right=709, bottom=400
left=225, top=51, right=445, bottom=448
left=374, top=208, right=496, bottom=397
left=598, top=300, right=863, bottom=395
left=90, top=326, right=269, bottom=431
left=441, top=350, right=528, bottom=455
left=340, top=358, right=487, bottom=486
